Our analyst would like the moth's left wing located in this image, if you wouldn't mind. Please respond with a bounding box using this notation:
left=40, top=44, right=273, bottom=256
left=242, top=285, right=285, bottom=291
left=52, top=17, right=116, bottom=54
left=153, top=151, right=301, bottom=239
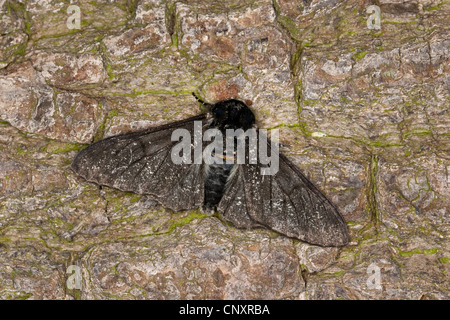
left=216, top=165, right=264, bottom=230
left=71, top=114, right=207, bottom=211
left=218, top=131, right=349, bottom=247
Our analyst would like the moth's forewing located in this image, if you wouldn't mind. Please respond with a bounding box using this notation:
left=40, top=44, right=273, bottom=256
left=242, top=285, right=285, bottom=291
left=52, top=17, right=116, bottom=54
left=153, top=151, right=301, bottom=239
left=71, top=114, right=207, bottom=211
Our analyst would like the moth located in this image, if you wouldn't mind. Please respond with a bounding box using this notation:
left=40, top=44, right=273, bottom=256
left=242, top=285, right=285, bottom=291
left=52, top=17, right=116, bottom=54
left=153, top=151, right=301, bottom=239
left=71, top=94, right=349, bottom=246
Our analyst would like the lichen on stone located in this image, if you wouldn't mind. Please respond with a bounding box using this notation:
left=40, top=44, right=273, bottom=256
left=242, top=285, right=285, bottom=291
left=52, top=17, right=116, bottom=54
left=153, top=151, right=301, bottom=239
left=0, top=0, right=448, bottom=300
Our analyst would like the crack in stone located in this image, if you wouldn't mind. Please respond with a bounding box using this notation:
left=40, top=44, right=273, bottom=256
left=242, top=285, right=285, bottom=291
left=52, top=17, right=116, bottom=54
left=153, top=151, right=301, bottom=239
left=367, top=154, right=380, bottom=229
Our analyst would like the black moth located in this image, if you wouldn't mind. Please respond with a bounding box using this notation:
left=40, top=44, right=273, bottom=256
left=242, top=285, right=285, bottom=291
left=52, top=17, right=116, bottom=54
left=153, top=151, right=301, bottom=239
left=71, top=94, right=349, bottom=246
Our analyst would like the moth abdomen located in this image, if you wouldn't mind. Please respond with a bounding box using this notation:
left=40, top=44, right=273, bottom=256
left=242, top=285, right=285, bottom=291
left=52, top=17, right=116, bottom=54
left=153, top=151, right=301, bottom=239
left=203, top=162, right=234, bottom=210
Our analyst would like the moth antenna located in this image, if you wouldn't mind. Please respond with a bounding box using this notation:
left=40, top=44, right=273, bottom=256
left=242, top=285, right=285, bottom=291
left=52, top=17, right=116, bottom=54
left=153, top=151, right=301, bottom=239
left=192, top=92, right=205, bottom=105
left=192, top=92, right=212, bottom=112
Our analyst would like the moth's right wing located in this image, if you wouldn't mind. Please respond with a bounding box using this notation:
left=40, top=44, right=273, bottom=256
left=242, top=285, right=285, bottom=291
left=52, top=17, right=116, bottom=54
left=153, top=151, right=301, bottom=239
left=216, top=165, right=264, bottom=230
left=71, top=114, right=207, bottom=211
left=217, top=131, right=349, bottom=247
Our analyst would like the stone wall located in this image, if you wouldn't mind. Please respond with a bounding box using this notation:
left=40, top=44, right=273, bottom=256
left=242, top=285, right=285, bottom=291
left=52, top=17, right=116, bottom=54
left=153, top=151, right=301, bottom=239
left=0, top=0, right=448, bottom=299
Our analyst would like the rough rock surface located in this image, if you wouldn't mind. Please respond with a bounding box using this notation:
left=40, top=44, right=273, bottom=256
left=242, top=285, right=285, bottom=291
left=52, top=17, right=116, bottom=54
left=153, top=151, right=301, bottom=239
left=0, top=0, right=448, bottom=299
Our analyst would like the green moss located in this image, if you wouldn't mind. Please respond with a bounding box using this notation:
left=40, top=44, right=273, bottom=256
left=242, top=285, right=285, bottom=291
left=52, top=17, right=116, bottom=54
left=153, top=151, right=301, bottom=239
left=339, top=95, right=351, bottom=104
left=24, top=236, right=59, bottom=251
left=403, top=129, right=433, bottom=139
left=397, top=247, right=439, bottom=257
left=105, top=63, right=115, bottom=80
left=13, top=293, right=33, bottom=300
left=46, top=142, right=85, bottom=154
left=423, top=248, right=438, bottom=255
left=353, top=51, right=368, bottom=61
left=111, top=88, right=192, bottom=98
left=105, top=293, right=122, bottom=299
left=277, top=125, right=404, bottom=149
left=129, top=195, right=141, bottom=203
left=269, top=122, right=310, bottom=138
left=0, top=236, right=11, bottom=243
left=423, top=2, right=448, bottom=11
left=35, top=29, right=83, bottom=41
left=302, top=99, right=318, bottom=107
left=165, top=211, right=209, bottom=234
left=6, top=1, right=31, bottom=36
left=384, top=20, right=418, bottom=25
left=108, top=109, right=119, bottom=118
left=16, top=145, right=26, bottom=155
left=165, top=1, right=180, bottom=47
left=12, top=42, right=28, bottom=57
left=126, top=0, right=139, bottom=18
left=273, top=0, right=302, bottom=41
left=370, top=31, right=384, bottom=37
left=439, top=258, right=450, bottom=263
left=366, top=138, right=403, bottom=148
left=326, top=270, right=346, bottom=277
left=93, top=107, right=117, bottom=142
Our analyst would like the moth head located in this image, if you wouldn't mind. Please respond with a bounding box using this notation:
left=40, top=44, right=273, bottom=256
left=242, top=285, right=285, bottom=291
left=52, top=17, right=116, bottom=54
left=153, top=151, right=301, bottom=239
left=192, top=93, right=255, bottom=131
